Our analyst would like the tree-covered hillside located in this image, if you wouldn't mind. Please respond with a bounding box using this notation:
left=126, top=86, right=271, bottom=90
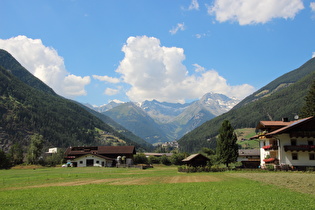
left=178, top=58, right=315, bottom=153
left=0, top=50, right=151, bottom=153
left=0, top=49, right=56, bottom=95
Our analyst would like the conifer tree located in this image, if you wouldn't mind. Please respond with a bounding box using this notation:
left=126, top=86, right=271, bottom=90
left=300, top=80, right=315, bottom=118
left=216, top=120, right=238, bottom=167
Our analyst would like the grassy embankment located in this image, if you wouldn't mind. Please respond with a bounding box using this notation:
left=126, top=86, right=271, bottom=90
left=0, top=166, right=314, bottom=209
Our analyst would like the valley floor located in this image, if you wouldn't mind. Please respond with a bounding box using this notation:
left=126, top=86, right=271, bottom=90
left=0, top=166, right=314, bottom=209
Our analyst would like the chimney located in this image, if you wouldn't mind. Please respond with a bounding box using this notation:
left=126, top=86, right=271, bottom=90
left=282, top=117, right=289, bottom=122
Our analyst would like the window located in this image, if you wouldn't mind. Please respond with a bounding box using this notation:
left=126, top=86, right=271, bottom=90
left=292, top=153, right=298, bottom=160
left=310, top=153, right=315, bottom=160
left=291, top=139, right=297, bottom=146
left=96, top=161, right=100, bottom=164
left=79, top=161, right=83, bottom=164
left=308, top=140, right=314, bottom=146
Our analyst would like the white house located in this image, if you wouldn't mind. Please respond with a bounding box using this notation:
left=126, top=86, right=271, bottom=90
left=252, top=116, right=315, bottom=170
left=64, top=146, right=136, bottom=167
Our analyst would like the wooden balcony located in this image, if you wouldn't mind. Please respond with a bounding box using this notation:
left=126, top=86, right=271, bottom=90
left=284, top=145, right=315, bottom=152
left=262, top=145, right=278, bottom=150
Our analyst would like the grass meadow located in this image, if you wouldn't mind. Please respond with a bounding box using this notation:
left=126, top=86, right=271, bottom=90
left=0, top=166, right=315, bottom=209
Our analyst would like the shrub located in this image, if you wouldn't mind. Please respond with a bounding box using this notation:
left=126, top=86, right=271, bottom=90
left=177, top=165, right=227, bottom=173
left=134, top=153, right=148, bottom=164
left=160, top=155, right=171, bottom=165
left=170, top=153, right=186, bottom=165
left=148, top=156, right=160, bottom=164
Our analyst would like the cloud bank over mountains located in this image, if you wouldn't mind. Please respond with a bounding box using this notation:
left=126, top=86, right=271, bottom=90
left=0, top=35, right=254, bottom=103
left=115, top=36, right=254, bottom=103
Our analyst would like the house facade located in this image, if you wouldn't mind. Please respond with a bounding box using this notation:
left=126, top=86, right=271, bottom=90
left=252, top=116, right=315, bottom=170
left=64, top=146, right=136, bottom=167
left=237, top=149, right=260, bottom=168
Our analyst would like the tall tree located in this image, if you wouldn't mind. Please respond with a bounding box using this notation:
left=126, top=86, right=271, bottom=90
left=300, top=80, right=315, bottom=118
left=216, top=120, right=238, bottom=167
left=27, top=134, right=44, bottom=164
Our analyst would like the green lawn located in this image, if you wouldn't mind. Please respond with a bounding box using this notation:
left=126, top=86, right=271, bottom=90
left=0, top=166, right=314, bottom=209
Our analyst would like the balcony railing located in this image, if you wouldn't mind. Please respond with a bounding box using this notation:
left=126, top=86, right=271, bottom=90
left=262, top=145, right=278, bottom=150
left=284, top=145, right=315, bottom=152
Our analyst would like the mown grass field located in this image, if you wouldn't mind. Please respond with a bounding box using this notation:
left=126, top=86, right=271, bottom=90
left=0, top=166, right=315, bottom=209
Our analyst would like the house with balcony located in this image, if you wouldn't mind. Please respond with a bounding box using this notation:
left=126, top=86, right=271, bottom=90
left=252, top=116, right=315, bottom=170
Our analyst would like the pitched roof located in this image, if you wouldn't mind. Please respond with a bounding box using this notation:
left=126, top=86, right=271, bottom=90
left=97, top=146, right=136, bottom=154
left=182, top=153, right=209, bottom=162
left=65, top=146, right=136, bottom=156
left=256, top=121, right=293, bottom=130
left=265, top=116, right=314, bottom=137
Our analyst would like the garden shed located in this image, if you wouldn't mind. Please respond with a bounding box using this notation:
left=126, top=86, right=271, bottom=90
left=182, top=153, right=210, bottom=167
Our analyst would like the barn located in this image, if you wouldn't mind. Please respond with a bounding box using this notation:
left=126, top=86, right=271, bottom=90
left=182, top=153, right=210, bottom=167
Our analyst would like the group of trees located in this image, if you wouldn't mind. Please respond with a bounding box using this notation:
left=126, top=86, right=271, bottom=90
left=133, top=152, right=188, bottom=165
left=0, top=134, right=65, bottom=169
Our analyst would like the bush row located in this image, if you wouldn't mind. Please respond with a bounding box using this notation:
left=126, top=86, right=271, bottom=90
left=177, top=165, right=228, bottom=173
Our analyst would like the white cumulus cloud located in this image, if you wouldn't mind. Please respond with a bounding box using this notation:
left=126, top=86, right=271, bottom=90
left=208, top=0, right=304, bottom=25
left=0, top=35, right=90, bottom=98
left=311, top=2, right=315, bottom=12
left=116, top=36, right=254, bottom=103
left=93, top=75, right=120, bottom=83
left=169, top=23, right=185, bottom=35
left=312, top=52, right=315, bottom=58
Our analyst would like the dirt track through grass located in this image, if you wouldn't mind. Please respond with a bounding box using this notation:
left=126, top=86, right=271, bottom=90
left=2, top=174, right=222, bottom=190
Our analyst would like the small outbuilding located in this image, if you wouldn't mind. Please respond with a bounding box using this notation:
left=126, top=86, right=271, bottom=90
left=182, top=153, right=210, bottom=167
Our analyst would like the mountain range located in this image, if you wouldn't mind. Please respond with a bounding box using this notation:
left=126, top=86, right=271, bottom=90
left=1, top=47, right=314, bottom=155
left=87, top=93, right=240, bottom=144
left=178, top=57, right=315, bottom=153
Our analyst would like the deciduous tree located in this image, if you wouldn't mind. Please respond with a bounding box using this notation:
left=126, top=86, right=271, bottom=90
left=27, top=134, right=44, bottom=164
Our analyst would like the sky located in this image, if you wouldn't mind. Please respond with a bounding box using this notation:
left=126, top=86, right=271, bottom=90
left=0, top=0, right=315, bottom=106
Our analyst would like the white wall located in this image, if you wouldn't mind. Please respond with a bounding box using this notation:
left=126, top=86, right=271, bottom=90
left=73, top=155, right=113, bottom=167
left=279, top=134, right=315, bottom=166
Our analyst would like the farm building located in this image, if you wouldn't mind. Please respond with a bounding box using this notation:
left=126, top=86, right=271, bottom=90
left=64, top=146, right=136, bottom=167
left=251, top=116, right=315, bottom=170
left=182, top=153, right=210, bottom=167
left=237, top=149, right=260, bottom=168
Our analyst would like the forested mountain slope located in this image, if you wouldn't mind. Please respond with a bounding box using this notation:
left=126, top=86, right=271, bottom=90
left=104, top=102, right=169, bottom=144
left=178, top=57, right=315, bottom=153
left=0, top=50, right=150, bottom=152
left=0, top=49, right=56, bottom=95
left=78, top=103, right=154, bottom=150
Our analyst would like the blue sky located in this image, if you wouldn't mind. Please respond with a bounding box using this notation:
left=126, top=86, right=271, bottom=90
left=1, top=0, right=315, bottom=105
